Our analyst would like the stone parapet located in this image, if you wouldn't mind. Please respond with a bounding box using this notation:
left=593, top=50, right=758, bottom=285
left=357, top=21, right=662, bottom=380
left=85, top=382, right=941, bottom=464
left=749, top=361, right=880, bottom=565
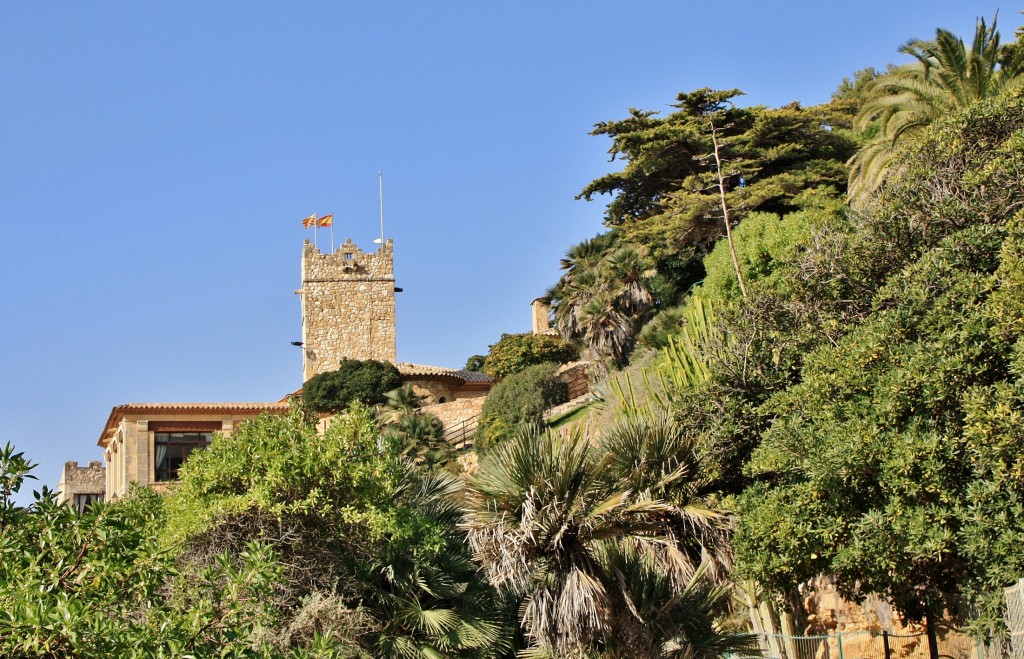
left=57, top=460, right=106, bottom=509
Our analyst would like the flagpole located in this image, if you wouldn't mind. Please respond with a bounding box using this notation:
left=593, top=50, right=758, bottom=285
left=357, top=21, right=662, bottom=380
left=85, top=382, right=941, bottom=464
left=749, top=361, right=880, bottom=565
left=378, top=171, right=385, bottom=245
left=313, top=210, right=318, bottom=250
left=330, top=211, right=335, bottom=252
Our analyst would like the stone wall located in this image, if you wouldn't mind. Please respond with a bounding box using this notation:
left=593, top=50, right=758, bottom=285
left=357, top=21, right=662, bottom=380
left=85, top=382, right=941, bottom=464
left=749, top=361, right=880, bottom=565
left=557, top=361, right=590, bottom=400
left=300, top=238, right=396, bottom=381
left=56, top=460, right=105, bottom=509
left=421, top=397, right=487, bottom=435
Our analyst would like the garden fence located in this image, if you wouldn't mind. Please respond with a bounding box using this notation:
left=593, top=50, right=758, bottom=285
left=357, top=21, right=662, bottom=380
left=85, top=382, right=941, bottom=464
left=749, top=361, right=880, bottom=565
left=734, top=577, right=1024, bottom=659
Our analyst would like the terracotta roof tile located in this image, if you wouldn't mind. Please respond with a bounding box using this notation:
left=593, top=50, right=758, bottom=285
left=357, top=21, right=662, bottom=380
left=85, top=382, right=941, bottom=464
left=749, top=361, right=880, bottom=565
left=98, top=402, right=289, bottom=447
left=397, top=362, right=492, bottom=383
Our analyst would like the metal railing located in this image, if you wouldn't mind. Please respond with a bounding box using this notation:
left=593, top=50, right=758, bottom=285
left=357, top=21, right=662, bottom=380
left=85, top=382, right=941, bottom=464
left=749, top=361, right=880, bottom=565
left=444, top=413, right=479, bottom=451
left=733, top=630, right=984, bottom=659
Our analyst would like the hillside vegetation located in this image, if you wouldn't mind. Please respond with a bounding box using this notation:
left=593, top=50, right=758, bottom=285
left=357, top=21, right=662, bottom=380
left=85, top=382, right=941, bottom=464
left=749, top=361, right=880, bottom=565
left=4, top=14, right=1024, bottom=658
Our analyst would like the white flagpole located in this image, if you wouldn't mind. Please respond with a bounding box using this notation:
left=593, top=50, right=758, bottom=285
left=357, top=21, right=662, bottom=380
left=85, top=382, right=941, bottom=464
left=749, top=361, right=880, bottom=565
left=378, top=171, right=385, bottom=244
left=313, top=210, right=318, bottom=250
left=330, top=212, right=335, bottom=252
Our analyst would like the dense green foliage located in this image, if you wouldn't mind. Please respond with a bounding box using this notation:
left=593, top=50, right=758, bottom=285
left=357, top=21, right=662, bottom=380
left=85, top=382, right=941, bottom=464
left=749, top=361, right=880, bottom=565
left=165, top=405, right=510, bottom=657
left=475, top=332, right=579, bottom=378
left=0, top=444, right=287, bottom=658
left=476, top=363, right=568, bottom=450
left=734, top=90, right=1024, bottom=630
left=302, top=359, right=403, bottom=413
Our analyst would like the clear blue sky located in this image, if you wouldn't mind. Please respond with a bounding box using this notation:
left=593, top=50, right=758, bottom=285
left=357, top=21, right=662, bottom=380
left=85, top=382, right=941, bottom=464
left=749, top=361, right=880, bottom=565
left=0, top=1, right=1008, bottom=497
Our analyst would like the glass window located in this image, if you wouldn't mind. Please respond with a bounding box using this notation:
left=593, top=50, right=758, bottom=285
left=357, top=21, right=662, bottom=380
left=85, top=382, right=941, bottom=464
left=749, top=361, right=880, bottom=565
left=72, top=493, right=103, bottom=513
left=154, top=432, right=212, bottom=481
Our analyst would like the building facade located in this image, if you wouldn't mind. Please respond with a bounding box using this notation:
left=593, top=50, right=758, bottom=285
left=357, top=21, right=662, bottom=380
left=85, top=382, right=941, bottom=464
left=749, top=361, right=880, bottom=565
left=60, top=237, right=492, bottom=503
left=97, top=403, right=288, bottom=499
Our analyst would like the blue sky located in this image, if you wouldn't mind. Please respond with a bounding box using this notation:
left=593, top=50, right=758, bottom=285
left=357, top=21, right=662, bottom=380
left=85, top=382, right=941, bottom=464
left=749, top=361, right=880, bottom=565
left=0, top=1, right=1008, bottom=497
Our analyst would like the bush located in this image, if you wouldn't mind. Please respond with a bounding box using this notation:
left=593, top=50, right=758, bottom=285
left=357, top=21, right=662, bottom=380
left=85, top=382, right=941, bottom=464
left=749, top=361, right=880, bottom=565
left=303, top=359, right=403, bottom=413
left=479, top=333, right=579, bottom=378
left=477, top=363, right=569, bottom=449
left=164, top=405, right=512, bottom=656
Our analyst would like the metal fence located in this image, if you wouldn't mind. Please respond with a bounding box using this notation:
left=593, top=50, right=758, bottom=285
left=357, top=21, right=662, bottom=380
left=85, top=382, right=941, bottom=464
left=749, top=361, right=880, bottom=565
left=734, top=579, right=1024, bottom=659
left=736, top=630, right=981, bottom=659
left=1005, top=579, right=1024, bottom=659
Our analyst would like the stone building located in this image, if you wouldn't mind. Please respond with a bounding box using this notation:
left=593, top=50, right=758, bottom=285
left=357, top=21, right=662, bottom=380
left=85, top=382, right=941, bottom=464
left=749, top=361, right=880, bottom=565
left=397, top=362, right=491, bottom=404
left=64, top=237, right=491, bottom=503
left=96, top=402, right=289, bottom=499
left=56, top=461, right=106, bottom=512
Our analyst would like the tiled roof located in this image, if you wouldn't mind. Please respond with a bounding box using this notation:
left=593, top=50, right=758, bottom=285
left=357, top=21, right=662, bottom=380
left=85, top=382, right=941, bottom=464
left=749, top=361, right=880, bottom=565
left=277, top=363, right=493, bottom=405
left=98, top=402, right=289, bottom=447
left=397, top=362, right=492, bottom=384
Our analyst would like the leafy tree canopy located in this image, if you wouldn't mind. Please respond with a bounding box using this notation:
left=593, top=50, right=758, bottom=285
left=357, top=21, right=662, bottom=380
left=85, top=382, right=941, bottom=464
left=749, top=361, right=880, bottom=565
left=303, top=359, right=403, bottom=413
left=477, top=332, right=579, bottom=379
left=734, top=90, right=1024, bottom=631
left=0, top=443, right=288, bottom=658
left=578, top=88, right=858, bottom=291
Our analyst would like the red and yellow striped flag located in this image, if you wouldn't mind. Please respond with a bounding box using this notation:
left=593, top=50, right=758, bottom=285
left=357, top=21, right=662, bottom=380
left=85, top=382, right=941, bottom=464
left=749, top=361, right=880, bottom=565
left=301, top=214, right=316, bottom=229
left=317, top=214, right=333, bottom=227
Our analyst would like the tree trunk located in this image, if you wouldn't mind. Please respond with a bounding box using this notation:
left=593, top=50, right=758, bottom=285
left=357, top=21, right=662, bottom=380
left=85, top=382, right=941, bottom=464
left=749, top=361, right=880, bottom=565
left=709, top=120, right=748, bottom=299
left=924, top=596, right=940, bottom=659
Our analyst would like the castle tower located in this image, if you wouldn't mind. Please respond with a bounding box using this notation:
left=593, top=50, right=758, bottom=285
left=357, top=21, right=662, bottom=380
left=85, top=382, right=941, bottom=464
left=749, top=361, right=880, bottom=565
left=298, top=238, right=397, bottom=381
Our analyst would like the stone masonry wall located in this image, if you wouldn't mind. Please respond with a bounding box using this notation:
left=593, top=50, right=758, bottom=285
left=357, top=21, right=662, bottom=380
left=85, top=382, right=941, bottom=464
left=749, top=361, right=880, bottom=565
left=56, top=460, right=105, bottom=505
left=301, top=238, right=397, bottom=381
left=557, top=361, right=590, bottom=400
left=421, top=396, right=487, bottom=435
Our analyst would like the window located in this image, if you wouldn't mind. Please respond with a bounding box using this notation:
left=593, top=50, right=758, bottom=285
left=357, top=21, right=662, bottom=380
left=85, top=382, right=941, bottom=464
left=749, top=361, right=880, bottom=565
left=154, top=432, right=212, bottom=481
left=73, top=493, right=103, bottom=514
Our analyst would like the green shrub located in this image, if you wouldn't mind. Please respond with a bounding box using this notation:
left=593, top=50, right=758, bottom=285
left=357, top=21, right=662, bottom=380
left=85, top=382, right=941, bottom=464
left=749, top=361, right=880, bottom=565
left=480, top=333, right=579, bottom=378
left=477, top=363, right=569, bottom=449
left=165, top=405, right=512, bottom=656
left=303, top=359, right=402, bottom=413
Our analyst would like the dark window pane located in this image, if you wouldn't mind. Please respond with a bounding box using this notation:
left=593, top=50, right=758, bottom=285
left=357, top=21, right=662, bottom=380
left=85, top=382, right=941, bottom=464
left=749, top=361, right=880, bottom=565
left=154, top=432, right=212, bottom=481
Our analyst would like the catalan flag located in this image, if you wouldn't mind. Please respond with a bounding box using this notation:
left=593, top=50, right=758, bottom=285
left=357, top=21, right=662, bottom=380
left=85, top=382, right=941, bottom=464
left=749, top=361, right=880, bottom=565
left=317, top=214, right=333, bottom=227
left=301, top=214, right=316, bottom=229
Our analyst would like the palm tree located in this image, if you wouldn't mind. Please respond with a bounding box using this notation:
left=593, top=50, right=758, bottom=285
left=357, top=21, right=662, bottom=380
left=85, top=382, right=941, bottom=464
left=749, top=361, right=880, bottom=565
left=381, top=385, right=449, bottom=468
left=548, top=238, right=658, bottom=365
left=367, top=468, right=511, bottom=657
left=849, top=15, right=1024, bottom=198
left=461, top=417, right=747, bottom=657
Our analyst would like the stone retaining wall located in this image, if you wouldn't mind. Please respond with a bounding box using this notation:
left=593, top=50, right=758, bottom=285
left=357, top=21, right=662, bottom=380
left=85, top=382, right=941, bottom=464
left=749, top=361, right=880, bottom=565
left=421, top=397, right=486, bottom=433
left=557, top=361, right=590, bottom=400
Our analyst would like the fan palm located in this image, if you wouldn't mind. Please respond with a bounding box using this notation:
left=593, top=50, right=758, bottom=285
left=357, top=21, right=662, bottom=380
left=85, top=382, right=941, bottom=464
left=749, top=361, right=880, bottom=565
left=462, top=417, right=745, bottom=657
left=367, top=468, right=511, bottom=657
left=849, top=15, right=1024, bottom=198
left=548, top=239, right=658, bottom=365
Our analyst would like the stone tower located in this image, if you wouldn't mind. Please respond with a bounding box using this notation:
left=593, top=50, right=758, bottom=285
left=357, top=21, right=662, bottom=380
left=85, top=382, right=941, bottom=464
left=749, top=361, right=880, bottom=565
left=298, top=238, right=397, bottom=381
